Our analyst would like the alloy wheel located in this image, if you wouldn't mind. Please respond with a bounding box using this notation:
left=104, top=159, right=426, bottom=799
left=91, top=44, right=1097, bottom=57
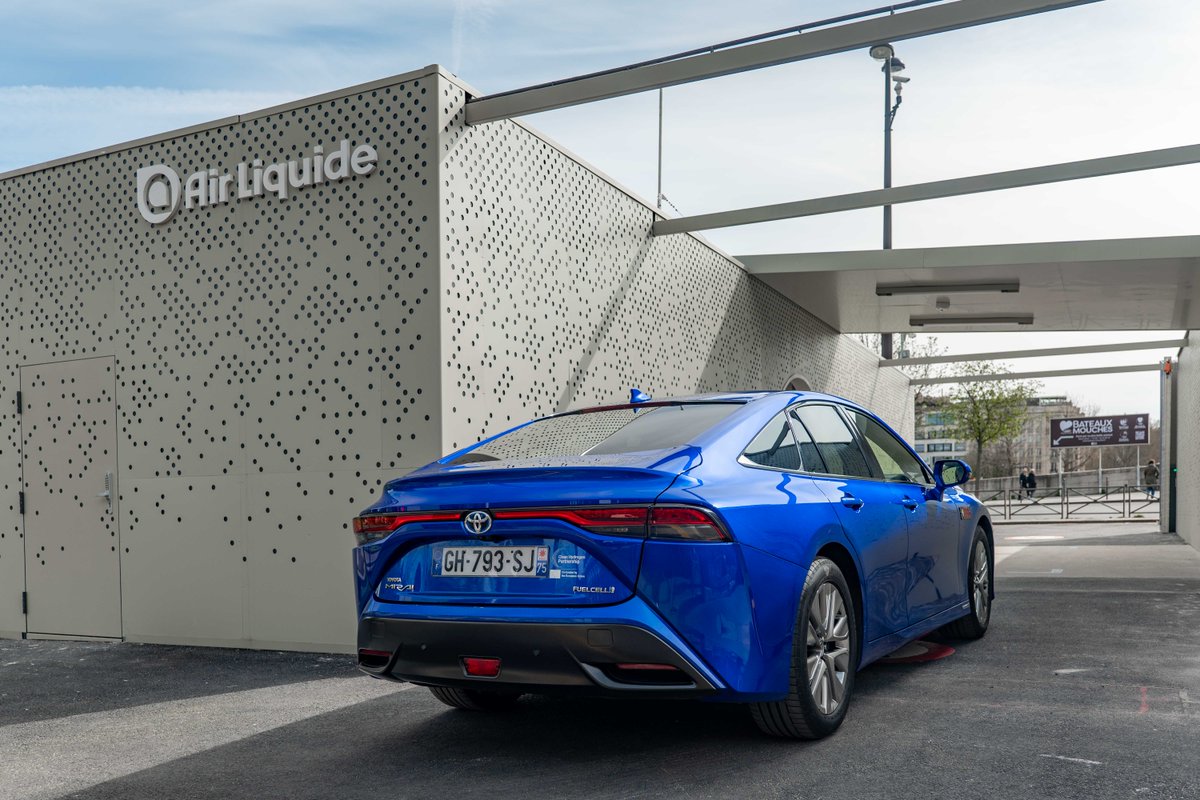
left=973, top=539, right=990, bottom=625
left=806, top=582, right=851, bottom=715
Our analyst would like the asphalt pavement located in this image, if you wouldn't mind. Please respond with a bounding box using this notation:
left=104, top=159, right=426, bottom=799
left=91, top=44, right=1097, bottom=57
left=3, top=521, right=1199, bottom=800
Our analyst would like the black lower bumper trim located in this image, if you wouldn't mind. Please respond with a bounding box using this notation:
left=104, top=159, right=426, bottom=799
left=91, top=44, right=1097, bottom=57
left=357, top=617, right=717, bottom=696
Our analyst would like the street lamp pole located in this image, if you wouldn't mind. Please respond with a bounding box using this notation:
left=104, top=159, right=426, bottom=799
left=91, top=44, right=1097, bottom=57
left=871, top=44, right=906, bottom=360
left=882, top=52, right=894, bottom=255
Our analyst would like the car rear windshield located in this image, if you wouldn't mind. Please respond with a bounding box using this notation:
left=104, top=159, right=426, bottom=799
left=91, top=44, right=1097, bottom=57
left=447, top=403, right=742, bottom=465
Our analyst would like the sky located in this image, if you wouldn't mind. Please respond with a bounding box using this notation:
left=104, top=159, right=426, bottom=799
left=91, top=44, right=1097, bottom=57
left=1, top=0, right=1193, bottom=418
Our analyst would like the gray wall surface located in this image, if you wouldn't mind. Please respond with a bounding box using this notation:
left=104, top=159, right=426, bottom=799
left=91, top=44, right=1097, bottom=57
left=1174, top=333, right=1198, bottom=548
left=0, top=65, right=912, bottom=650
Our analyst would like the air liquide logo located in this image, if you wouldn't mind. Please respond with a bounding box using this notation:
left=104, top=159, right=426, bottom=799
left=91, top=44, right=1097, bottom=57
left=136, top=139, right=378, bottom=225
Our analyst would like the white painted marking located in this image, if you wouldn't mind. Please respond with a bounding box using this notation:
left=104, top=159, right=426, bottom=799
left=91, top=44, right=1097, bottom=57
left=0, top=676, right=411, bottom=800
left=1005, top=535, right=1066, bottom=541
left=1039, top=754, right=1103, bottom=766
left=1053, top=668, right=1091, bottom=675
left=1181, top=690, right=1192, bottom=705
left=1004, top=568, right=1065, bottom=575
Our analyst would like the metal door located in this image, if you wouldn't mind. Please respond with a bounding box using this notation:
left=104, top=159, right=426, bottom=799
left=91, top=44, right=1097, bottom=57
left=21, top=357, right=121, bottom=638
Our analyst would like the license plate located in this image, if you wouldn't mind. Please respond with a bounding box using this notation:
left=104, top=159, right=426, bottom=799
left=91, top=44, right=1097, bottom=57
left=433, top=546, right=549, bottom=578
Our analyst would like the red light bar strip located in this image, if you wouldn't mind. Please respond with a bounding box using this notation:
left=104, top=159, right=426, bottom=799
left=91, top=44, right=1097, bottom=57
left=493, top=507, right=649, bottom=527
left=353, top=511, right=461, bottom=534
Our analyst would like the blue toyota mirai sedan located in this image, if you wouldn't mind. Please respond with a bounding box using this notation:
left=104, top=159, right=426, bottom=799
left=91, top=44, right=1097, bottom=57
left=353, top=391, right=992, bottom=739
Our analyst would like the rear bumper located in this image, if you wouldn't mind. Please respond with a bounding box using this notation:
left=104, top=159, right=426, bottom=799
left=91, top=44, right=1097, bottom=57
left=357, top=616, right=720, bottom=697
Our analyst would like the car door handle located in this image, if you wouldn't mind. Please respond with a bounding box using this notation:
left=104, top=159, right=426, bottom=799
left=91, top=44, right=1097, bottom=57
left=840, top=495, right=865, bottom=510
left=900, top=497, right=919, bottom=510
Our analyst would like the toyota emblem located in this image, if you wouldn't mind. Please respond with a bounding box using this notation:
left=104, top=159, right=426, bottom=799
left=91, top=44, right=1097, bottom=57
left=463, top=510, right=493, bottom=535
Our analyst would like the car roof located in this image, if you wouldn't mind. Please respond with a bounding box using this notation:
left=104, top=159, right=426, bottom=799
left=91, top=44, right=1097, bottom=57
left=566, top=390, right=866, bottom=413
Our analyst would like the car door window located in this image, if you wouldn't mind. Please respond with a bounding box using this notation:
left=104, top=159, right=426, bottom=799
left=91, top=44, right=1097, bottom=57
left=742, top=412, right=804, bottom=471
left=849, top=411, right=929, bottom=484
left=791, top=405, right=872, bottom=478
left=789, top=412, right=827, bottom=473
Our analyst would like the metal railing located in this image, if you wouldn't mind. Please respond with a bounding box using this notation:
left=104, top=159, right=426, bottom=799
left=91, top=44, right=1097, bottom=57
left=977, top=485, right=1159, bottom=521
left=973, top=467, right=1152, bottom=495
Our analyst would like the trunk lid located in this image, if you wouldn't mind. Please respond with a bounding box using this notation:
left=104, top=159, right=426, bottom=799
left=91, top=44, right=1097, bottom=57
left=362, top=450, right=698, bottom=607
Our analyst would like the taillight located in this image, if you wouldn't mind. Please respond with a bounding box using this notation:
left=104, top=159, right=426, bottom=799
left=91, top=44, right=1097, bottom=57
left=493, top=507, right=649, bottom=537
left=351, top=511, right=460, bottom=544
left=649, top=506, right=730, bottom=542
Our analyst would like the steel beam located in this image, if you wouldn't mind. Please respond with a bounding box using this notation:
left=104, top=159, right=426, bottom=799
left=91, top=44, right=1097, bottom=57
left=739, top=235, right=1200, bottom=276
left=655, top=143, right=1200, bottom=235
left=466, top=0, right=1101, bottom=124
left=885, top=338, right=1187, bottom=367
left=911, top=364, right=1161, bottom=386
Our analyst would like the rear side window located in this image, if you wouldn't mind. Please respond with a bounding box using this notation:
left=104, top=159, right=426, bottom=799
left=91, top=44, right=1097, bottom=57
left=850, top=411, right=929, bottom=484
left=742, top=413, right=803, bottom=471
left=791, top=405, right=872, bottom=478
left=449, top=403, right=741, bottom=464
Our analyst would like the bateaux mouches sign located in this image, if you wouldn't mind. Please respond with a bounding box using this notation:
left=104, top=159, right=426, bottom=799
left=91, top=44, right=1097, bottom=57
left=136, top=139, right=377, bottom=225
left=1050, top=415, right=1150, bottom=448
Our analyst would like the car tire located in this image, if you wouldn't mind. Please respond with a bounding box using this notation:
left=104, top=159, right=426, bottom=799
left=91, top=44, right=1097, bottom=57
left=750, top=556, right=857, bottom=740
left=940, top=526, right=991, bottom=640
left=428, top=686, right=523, bottom=711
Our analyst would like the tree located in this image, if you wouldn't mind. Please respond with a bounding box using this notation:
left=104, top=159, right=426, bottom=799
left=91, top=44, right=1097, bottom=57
left=895, top=334, right=952, bottom=388
left=945, top=362, right=1039, bottom=486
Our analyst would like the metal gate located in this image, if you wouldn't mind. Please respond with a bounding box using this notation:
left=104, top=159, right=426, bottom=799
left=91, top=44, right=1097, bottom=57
left=21, top=357, right=121, bottom=639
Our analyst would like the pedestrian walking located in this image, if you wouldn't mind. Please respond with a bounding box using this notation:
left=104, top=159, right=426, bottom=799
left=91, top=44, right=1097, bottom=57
left=1143, top=459, right=1160, bottom=499
left=1018, top=470, right=1029, bottom=501
left=1026, top=468, right=1037, bottom=499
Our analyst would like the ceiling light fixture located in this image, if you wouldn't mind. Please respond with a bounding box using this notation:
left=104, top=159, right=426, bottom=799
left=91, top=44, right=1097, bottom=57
left=909, top=314, right=1034, bottom=327
left=875, top=281, right=1020, bottom=296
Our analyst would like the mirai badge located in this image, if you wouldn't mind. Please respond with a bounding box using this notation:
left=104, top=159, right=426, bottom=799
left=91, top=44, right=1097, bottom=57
left=463, top=510, right=493, bottom=535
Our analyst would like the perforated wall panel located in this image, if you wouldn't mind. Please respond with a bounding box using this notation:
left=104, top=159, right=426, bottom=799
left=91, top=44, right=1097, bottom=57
left=437, top=78, right=913, bottom=453
left=1174, top=334, right=1199, bottom=548
left=0, top=68, right=443, bottom=647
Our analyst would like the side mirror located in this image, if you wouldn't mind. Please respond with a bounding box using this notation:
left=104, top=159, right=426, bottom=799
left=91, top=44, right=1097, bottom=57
left=933, top=459, right=972, bottom=492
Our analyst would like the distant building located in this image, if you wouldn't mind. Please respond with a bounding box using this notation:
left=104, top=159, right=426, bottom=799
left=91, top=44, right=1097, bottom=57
left=1007, top=396, right=1084, bottom=475
left=914, top=394, right=1084, bottom=476
left=913, top=396, right=970, bottom=464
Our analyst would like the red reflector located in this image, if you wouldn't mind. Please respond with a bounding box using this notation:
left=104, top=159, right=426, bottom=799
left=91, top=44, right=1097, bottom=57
left=615, top=663, right=681, bottom=671
left=462, top=657, right=502, bottom=678
left=358, top=648, right=392, bottom=668
left=649, top=506, right=729, bottom=542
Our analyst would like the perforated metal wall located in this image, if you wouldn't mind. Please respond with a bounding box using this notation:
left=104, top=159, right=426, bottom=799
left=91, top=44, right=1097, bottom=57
left=1174, top=335, right=1198, bottom=548
left=0, top=66, right=913, bottom=649
left=0, top=68, right=443, bottom=646
left=437, top=79, right=913, bottom=454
